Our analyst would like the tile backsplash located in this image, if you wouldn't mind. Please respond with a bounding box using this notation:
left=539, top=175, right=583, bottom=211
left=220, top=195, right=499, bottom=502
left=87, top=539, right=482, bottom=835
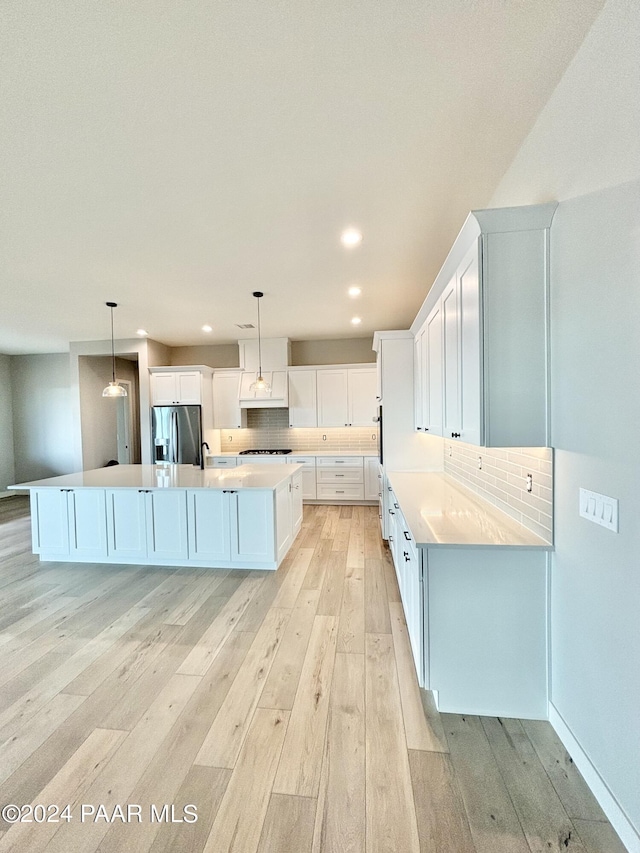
left=220, top=408, right=379, bottom=453
left=444, top=441, right=553, bottom=543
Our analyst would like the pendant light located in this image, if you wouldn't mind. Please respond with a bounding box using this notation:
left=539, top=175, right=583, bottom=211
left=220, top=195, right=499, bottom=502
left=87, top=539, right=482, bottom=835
left=249, top=291, right=271, bottom=393
left=102, top=301, right=128, bottom=398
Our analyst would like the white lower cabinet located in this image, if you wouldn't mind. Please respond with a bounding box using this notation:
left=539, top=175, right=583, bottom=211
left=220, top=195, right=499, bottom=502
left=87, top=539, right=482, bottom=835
left=32, top=488, right=106, bottom=559
left=106, top=490, right=149, bottom=560
left=364, top=456, right=379, bottom=501
left=31, top=489, right=69, bottom=555
left=107, top=489, right=187, bottom=561
left=287, top=456, right=316, bottom=499
left=187, top=490, right=231, bottom=562
left=67, top=489, right=108, bottom=560
left=291, top=469, right=303, bottom=532
left=387, top=489, right=424, bottom=685
left=232, top=490, right=275, bottom=564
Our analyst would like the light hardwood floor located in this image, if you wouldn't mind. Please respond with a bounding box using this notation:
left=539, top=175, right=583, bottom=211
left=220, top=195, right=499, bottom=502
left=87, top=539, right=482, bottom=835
left=0, top=495, right=628, bottom=853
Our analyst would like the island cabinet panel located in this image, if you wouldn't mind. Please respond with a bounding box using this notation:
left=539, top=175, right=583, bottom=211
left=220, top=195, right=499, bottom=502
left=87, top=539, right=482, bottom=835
left=231, top=491, right=275, bottom=564
left=145, top=490, right=188, bottom=560
left=187, top=490, right=231, bottom=562
left=31, top=489, right=69, bottom=555
left=68, top=489, right=107, bottom=559
left=106, top=489, right=148, bottom=559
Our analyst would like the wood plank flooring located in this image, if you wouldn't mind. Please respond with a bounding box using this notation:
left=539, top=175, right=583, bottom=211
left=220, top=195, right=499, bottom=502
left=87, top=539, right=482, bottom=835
left=0, top=495, right=628, bottom=853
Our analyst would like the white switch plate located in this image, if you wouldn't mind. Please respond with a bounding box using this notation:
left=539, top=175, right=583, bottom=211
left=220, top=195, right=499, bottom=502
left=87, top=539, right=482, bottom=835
left=579, top=488, right=619, bottom=532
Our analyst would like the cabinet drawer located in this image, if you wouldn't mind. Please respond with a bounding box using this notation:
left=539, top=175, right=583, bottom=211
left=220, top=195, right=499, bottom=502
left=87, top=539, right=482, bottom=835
left=316, top=456, right=363, bottom=467
left=316, top=467, right=363, bottom=484
left=208, top=457, right=238, bottom=467
left=317, top=484, right=365, bottom=501
left=287, top=456, right=316, bottom=467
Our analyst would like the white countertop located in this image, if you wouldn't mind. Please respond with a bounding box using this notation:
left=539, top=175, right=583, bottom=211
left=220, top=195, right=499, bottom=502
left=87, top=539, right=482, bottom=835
left=387, top=471, right=552, bottom=550
left=9, top=463, right=302, bottom=492
left=211, top=450, right=378, bottom=458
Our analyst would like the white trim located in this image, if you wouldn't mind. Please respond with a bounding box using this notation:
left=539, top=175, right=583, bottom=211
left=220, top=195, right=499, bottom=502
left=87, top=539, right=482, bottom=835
left=549, top=702, right=640, bottom=853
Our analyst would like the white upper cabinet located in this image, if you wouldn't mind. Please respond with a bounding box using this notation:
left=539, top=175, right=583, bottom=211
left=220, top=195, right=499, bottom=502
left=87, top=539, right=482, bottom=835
left=150, top=370, right=201, bottom=405
left=414, top=325, right=426, bottom=432
left=425, top=301, right=443, bottom=436
left=411, top=202, right=557, bottom=447
left=212, top=371, right=247, bottom=429
left=316, top=367, right=377, bottom=428
left=317, top=369, right=349, bottom=427
left=348, top=368, right=377, bottom=427
left=288, top=370, right=318, bottom=427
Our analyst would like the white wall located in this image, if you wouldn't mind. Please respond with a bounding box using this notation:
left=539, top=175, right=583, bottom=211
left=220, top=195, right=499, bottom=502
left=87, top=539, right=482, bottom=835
left=10, top=353, right=75, bottom=482
left=0, top=354, right=16, bottom=493
left=489, top=0, right=640, bottom=846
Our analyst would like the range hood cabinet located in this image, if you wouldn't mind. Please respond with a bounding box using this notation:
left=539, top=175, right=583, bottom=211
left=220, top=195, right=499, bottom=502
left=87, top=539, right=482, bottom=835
left=239, top=371, right=288, bottom=408
left=237, top=337, right=290, bottom=408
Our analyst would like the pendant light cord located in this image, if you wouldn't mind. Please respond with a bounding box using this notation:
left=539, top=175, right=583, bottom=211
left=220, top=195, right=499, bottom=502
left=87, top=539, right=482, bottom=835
left=256, top=295, right=263, bottom=377
left=110, top=304, right=116, bottom=383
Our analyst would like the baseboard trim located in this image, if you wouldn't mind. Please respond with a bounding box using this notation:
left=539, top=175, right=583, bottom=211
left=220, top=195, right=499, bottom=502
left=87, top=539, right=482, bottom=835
left=549, top=702, right=639, bottom=853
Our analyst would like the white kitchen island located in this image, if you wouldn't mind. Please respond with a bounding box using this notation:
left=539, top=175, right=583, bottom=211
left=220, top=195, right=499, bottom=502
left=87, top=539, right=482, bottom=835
left=10, top=463, right=303, bottom=571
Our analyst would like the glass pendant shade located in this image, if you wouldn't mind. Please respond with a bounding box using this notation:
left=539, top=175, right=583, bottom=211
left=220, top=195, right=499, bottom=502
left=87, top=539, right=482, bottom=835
left=102, top=380, right=127, bottom=398
left=250, top=374, right=271, bottom=393
left=102, top=301, right=127, bottom=398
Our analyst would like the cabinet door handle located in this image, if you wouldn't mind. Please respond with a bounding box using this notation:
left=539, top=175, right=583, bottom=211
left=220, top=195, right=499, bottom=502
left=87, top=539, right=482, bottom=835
left=451, top=432, right=461, bottom=438
left=336, top=490, right=345, bottom=494
left=403, top=531, right=411, bottom=541
left=417, top=427, right=423, bottom=431
left=389, top=510, right=395, bottom=515
left=335, top=474, right=345, bottom=477
left=404, top=551, right=410, bottom=562
left=394, top=502, right=399, bottom=508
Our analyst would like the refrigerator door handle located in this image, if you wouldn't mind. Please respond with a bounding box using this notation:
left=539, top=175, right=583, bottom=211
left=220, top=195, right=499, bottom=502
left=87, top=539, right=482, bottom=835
left=171, top=411, right=179, bottom=463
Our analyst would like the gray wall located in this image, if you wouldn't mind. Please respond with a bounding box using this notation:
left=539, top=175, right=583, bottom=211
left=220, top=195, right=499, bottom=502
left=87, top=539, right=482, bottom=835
left=169, top=343, right=239, bottom=368
left=10, top=353, right=75, bottom=482
left=489, top=0, right=640, bottom=840
left=168, top=338, right=375, bottom=368
left=290, top=337, right=374, bottom=365
left=0, top=354, right=15, bottom=493
left=78, top=356, right=119, bottom=470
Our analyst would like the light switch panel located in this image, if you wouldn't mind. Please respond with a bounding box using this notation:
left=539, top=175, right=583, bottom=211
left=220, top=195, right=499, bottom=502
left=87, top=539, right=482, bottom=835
left=579, top=488, right=619, bottom=532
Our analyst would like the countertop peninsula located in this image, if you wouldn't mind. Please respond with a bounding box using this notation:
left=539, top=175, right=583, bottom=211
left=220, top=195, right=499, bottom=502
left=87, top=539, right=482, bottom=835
left=386, top=471, right=552, bottom=549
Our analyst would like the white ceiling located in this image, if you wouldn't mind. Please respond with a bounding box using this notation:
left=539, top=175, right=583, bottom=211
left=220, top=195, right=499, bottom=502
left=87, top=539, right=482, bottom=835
left=0, top=0, right=605, bottom=355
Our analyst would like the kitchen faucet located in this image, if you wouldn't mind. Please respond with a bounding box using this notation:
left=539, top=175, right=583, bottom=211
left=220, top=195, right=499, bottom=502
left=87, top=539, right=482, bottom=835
left=200, top=441, right=210, bottom=469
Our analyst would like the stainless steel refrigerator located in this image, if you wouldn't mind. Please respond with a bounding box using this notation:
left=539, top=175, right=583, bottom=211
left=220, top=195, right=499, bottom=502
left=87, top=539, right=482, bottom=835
left=151, top=405, right=202, bottom=465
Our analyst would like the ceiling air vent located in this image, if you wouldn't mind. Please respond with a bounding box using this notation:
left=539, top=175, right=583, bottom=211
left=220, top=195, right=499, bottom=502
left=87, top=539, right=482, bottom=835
left=235, top=323, right=255, bottom=329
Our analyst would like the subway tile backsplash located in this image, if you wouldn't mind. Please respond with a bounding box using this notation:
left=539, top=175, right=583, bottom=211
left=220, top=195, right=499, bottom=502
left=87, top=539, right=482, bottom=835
left=220, top=408, right=379, bottom=453
left=444, top=441, right=553, bottom=543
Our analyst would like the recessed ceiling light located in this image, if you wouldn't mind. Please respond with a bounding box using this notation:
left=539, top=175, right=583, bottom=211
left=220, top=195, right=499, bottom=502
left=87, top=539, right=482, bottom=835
left=136, top=329, right=148, bottom=337
left=348, top=286, right=362, bottom=297
left=351, top=316, right=362, bottom=325
left=202, top=324, right=213, bottom=333
left=341, top=228, right=363, bottom=248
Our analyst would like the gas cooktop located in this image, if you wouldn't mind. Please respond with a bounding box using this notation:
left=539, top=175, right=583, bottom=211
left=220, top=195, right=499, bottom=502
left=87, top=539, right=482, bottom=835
left=238, top=449, right=292, bottom=455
